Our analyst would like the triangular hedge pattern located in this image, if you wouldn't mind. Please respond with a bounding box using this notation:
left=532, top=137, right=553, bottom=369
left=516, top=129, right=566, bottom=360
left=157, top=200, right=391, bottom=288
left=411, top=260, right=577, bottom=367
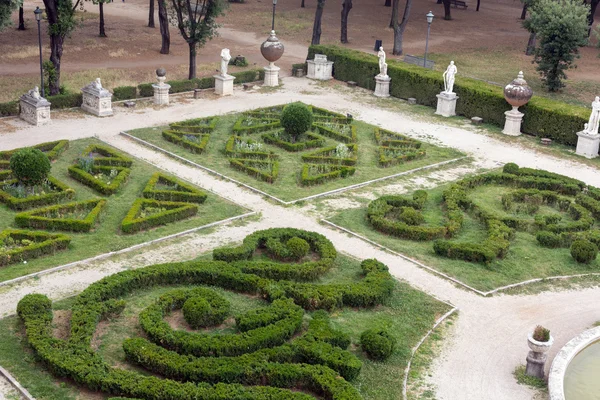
left=300, top=163, right=355, bottom=186
left=374, top=128, right=426, bottom=167
left=14, top=199, right=107, bottom=233
left=142, top=172, right=207, bottom=204
left=0, top=140, right=69, bottom=170
left=68, top=165, right=131, bottom=195
left=121, top=199, right=199, bottom=234
left=301, top=143, right=358, bottom=166
left=229, top=158, right=280, bottom=184
left=80, top=144, right=133, bottom=167
left=0, top=229, right=71, bottom=266
left=162, top=117, right=218, bottom=154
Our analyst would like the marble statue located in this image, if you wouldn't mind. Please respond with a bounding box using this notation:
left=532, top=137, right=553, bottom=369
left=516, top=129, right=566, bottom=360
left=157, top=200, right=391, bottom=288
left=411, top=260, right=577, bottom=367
left=585, top=96, right=600, bottom=135
left=28, top=86, right=41, bottom=99
left=443, top=61, right=457, bottom=94
left=377, top=47, right=388, bottom=77
left=94, top=78, right=103, bottom=90
left=220, top=48, right=232, bottom=77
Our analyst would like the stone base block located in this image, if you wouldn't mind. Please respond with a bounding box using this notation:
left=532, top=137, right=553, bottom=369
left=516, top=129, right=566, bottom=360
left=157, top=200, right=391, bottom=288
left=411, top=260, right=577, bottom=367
left=153, top=84, right=171, bottom=106
left=19, top=100, right=50, bottom=126
left=81, top=93, right=113, bottom=117
left=576, top=131, right=600, bottom=159
left=503, top=108, right=524, bottom=136
left=435, top=92, right=458, bottom=117
left=214, top=74, right=235, bottom=96
left=307, top=59, right=333, bottom=80
left=471, top=117, right=483, bottom=125
left=525, top=351, right=547, bottom=380
left=407, top=98, right=417, bottom=105
left=263, top=65, right=280, bottom=87
left=374, top=75, right=391, bottom=98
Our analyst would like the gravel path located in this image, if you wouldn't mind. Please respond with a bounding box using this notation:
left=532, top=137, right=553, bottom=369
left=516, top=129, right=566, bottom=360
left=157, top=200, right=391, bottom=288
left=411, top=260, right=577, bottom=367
left=0, top=78, right=599, bottom=400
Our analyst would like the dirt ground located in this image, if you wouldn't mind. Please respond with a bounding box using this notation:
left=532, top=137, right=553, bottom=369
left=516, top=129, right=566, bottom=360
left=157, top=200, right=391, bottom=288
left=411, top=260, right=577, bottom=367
left=1, top=0, right=599, bottom=104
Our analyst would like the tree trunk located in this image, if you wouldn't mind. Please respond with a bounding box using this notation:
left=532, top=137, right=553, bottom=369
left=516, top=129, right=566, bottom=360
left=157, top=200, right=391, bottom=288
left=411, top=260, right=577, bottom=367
left=148, top=0, right=155, bottom=27
left=393, top=0, right=412, bottom=55
left=43, top=0, right=64, bottom=95
left=525, top=32, right=536, bottom=55
left=188, top=42, right=197, bottom=79
left=340, top=0, right=352, bottom=43
left=443, top=0, right=451, bottom=20
left=18, top=6, right=25, bottom=30
left=520, top=3, right=527, bottom=19
left=384, top=0, right=391, bottom=6
left=99, top=3, right=106, bottom=37
left=588, top=0, right=599, bottom=37
left=301, top=0, right=305, bottom=7
left=476, top=0, right=481, bottom=12
left=311, top=0, right=325, bottom=45
left=389, top=0, right=398, bottom=28
left=158, top=0, right=170, bottom=54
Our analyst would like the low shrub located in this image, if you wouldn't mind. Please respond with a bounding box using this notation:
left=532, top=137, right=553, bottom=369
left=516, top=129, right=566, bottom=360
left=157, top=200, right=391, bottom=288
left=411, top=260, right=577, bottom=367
left=14, top=199, right=107, bottom=232
left=181, top=289, right=230, bottom=329
left=68, top=165, right=130, bottom=195
left=0, top=176, right=75, bottom=210
left=300, top=164, right=355, bottom=186
left=137, top=83, right=153, bottom=97
left=503, top=162, right=520, bottom=175
left=0, top=101, right=19, bottom=117
left=312, top=123, right=357, bottom=143
left=47, top=92, right=83, bottom=109
left=229, top=158, right=280, bottom=183
left=169, top=117, right=218, bottom=133
left=80, top=144, right=133, bottom=167
left=0, top=229, right=71, bottom=266
left=112, top=86, right=137, bottom=101
left=142, top=172, right=207, bottom=204
left=301, top=143, right=358, bottom=166
left=360, top=328, right=396, bottom=361
left=263, top=131, right=326, bottom=152
left=536, top=231, right=561, bottom=248
left=10, top=148, right=51, bottom=185
left=286, top=237, right=310, bottom=260
left=121, top=199, right=198, bottom=234
left=398, top=207, right=424, bottom=226
left=570, top=239, right=598, bottom=264
left=280, top=103, right=313, bottom=139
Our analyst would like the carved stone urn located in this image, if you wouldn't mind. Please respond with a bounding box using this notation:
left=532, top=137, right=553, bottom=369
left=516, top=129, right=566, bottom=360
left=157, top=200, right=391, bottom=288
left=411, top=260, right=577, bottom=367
left=525, top=331, right=554, bottom=379
left=260, top=30, right=284, bottom=87
left=502, top=71, right=533, bottom=136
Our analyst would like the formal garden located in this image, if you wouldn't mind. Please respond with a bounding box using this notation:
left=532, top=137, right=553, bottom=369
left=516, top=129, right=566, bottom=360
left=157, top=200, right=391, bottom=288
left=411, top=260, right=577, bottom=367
left=0, top=228, right=449, bottom=400
left=0, top=139, right=245, bottom=283
left=125, top=102, right=464, bottom=202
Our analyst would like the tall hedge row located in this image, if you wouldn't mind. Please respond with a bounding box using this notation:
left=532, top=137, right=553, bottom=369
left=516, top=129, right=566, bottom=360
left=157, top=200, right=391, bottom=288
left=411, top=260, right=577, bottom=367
left=307, top=45, right=589, bottom=146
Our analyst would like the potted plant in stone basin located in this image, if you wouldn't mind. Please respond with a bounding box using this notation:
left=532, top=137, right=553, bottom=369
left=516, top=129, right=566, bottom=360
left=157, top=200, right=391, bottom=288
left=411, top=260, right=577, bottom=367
left=528, top=325, right=554, bottom=352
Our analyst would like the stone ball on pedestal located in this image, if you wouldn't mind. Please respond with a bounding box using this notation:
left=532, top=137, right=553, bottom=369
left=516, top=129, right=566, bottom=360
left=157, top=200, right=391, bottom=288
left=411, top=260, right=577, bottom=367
left=504, top=71, right=533, bottom=109
left=156, top=68, right=167, bottom=78
left=260, top=30, right=285, bottom=63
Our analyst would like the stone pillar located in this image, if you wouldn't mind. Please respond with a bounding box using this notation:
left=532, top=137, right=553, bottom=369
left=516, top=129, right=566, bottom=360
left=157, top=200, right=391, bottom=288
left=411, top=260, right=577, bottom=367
left=576, top=131, right=600, bottom=159
left=214, top=74, right=235, bottom=96
left=435, top=92, right=458, bottom=117
left=307, top=54, right=334, bottom=81
left=503, top=106, right=524, bottom=136
left=525, top=333, right=553, bottom=380
left=374, top=75, right=391, bottom=98
left=263, top=62, right=280, bottom=87
left=152, top=68, right=171, bottom=106
left=81, top=78, right=113, bottom=117
left=19, top=87, right=51, bottom=126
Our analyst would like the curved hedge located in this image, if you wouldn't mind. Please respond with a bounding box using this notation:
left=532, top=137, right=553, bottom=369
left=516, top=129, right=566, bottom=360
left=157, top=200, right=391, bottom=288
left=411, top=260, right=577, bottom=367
left=17, top=228, right=395, bottom=400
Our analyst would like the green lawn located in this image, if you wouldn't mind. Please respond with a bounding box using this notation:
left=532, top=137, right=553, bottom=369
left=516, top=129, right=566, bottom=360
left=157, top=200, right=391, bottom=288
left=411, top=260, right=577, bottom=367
left=126, top=112, right=464, bottom=202
left=0, top=255, right=449, bottom=400
left=328, top=185, right=600, bottom=292
left=0, top=138, right=246, bottom=283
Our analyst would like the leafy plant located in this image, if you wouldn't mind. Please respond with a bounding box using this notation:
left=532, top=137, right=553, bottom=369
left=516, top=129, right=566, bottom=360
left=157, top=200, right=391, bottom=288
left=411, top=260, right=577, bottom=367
left=360, top=328, right=396, bottom=361
left=280, top=103, right=313, bottom=141
left=10, top=149, right=51, bottom=186
left=570, top=239, right=598, bottom=264
left=532, top=325, right=550, bottom=342
left=77, top=156, right=95, bottom=173
left=286, top=237, right=310, bottom=260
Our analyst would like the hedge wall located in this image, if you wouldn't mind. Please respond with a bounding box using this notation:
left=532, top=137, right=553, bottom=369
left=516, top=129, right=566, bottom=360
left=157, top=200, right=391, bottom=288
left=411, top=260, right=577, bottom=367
left=307, top=45, right=590, bottom=147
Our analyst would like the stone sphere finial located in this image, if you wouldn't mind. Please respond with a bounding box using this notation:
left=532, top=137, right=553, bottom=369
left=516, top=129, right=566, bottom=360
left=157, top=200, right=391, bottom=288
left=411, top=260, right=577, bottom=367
left=156, top=68, right=167, bottom=77
left=504, top=71, right=533, bottom=109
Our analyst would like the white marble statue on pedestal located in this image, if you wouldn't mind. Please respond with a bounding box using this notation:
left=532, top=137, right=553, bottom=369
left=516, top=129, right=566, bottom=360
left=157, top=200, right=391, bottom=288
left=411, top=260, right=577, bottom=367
left=220, top=48, right=232, bottom=77
left=584, top=96, right=600, bottom=135
left=443, top=61, right=457, bottom=94
left=576, top=96, right=600, bottom=158
left=377, top=47, right=388, bottom=77
left=29, top=86, right=41, bottom=99
left=436, top=61, right=459, bottom=117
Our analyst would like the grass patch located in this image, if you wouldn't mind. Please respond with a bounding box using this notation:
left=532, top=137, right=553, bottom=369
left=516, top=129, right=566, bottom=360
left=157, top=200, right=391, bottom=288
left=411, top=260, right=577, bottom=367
left=0, top=255, right=449, bottom=400
left=327, top=185, right=600, bottom=292
left=0, top=138, right=245, bottom=283
left=513, top=365, right=547, bottom=390
left=126, top=110, right=464, bottom=202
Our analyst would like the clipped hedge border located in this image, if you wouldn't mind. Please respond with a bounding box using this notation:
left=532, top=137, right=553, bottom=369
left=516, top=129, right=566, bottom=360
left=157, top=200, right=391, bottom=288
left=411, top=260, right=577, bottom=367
left=262, top=131, right=326, bottom=152
left=232, top=118, right=281, bottom=134
left=0, top=229, right=71, bottom=266
left=301, top=143, right=358, bottom=166
left=378, top=147, right=426, bottom=168
left=169, top=117, right=218, bottom=133
left=0, top=140, right=69, bottom=162
left=14, top=199, right=106, bottom=232
left=162, top=130, right=211, bottom=154
left=300, top=164, right=355, bottom=186
left=142, top=172, right=207, bottom=204
left=80, top=144, right=133, bottom=167
left=312, top=123, right=357, bottom=143
left=0, top=176, right=75, bottom=211
left=229, top=158, right=280, bottom=183
left=225, top=135, right=277, bottom=159
left=68, top=165, right=130, bottom=195
left=121, top=199, right=198, bottom=234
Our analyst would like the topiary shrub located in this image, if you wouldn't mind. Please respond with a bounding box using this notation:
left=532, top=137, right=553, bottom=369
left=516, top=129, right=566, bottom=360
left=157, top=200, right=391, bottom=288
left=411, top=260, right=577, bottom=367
left=536, top=231, right=561, bottom=248
left=182, top=292, right=229, bottom=329
left=10, top=148, right=51, bottom=186
left=360, top=328, right=396, bottom=361
left=286, top=237, right=310, bottom=260
left=570, top=239, right=598, bottom=264
left=503, top=163, right=519, bottom=175
left=398, top=207, right=424, bottom=226
left=280, top=103, right=313, bottom=140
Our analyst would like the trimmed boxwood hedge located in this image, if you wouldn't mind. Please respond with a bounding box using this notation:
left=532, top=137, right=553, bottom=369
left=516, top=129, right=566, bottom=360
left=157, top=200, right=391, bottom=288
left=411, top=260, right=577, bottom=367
left=163, top=131, right=211, bottom=154
left=0, top=229, right=71, bottom=266
left=0, top=176, right=75, bottom=211
left=229, top=158, right=280, bottom=183
left=308, top=45, right=590, bottom=147
left=301, top=143, right=358, bottom=166
left=142, top=172, right=207, bottom=204
left=121, top=199, right=198, bottom=234
left=0, top=100, right=19, bottom=117
left=113, top=86, right=137, bottom=101
left=16, top=228, right=394, bottom=400
left=68, top=164, right=130, bottom=195
left=262, top=131, right=326, bottom=152
left=80, top=144, right=133, bottom=167
left=14, top=199, right=106, bottom=232
left=300, top=164, right=356, bottom=186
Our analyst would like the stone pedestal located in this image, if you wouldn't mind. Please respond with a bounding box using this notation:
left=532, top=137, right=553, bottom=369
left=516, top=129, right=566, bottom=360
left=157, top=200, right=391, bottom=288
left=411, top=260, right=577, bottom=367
left=576, top=131, right=600, bottom=159
left=81, top=80, right=113, bottom=117
left=263, top=63, right=280, bottom=87
left=19, top=89, right=51, bottom=126
left=435, top=92, right=458, bottom=117
left=152, top=82, right=171, bottom=106
left=214, top=74, right=235, bottom=96
left=525, top=350, right=547, bottom=379
left=374, top=75, right=391, bottom=98
left=307, top=54, right=333, bottom=81
left=503, top=107, right=524, bottom=136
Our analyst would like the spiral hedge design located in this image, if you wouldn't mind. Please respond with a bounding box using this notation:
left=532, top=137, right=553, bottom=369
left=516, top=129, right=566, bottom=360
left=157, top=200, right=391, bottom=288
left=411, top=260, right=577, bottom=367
left=17, top=228, right=395, bottom=400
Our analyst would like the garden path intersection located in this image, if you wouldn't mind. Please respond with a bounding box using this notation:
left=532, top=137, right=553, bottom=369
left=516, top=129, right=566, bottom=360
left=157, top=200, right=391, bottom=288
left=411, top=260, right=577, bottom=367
left=0, top=77, right=599, bottom=400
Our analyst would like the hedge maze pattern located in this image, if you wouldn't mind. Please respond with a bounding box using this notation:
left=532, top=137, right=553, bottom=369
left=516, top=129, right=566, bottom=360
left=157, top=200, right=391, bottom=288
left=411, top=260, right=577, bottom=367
left=162, top=117, right=219, bottom=154
left=17, top=228, right=395, bottom=400
left=367, top=163, right=600, bottom=265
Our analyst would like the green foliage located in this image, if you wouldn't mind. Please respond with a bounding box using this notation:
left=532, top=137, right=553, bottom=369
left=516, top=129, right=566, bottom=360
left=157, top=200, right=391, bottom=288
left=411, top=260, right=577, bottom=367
left=532, top=325, right=551, bottom=342
left=536, top=230, right=561, bottom=248
left=121, top=199, right=199, bottom=234
left=360, top=328, right=396, bottom=361
left=280, top=103, right=314, bottom=139
left=112, top=86, right=137, bottom=101
left=300, top=164, right=356, bottom=186
left=229, top=158, right=280, bottom=183
left=0, top=229, right=71, bottom=266
left=286, top=237, right=310, bottom=260
left=10, top=149, right=51, bottom=186
left=181, top=289, right=230, bottom=328
left=503, top=163, right=520, bottom=175
left=142, top=172, right=208, bottom=204
left=570, top=239, right=598, bottom=264
left=14, top=199, right=106, bottom=233
left=263, top=131, right=326, bottom=152
left=47, top=92, right=83, bottom=109
left=80, top=144, right=133, bottom=167
left=68, top=165, right=131, bottom=195
left=0, top=101, right=18, bottom=117
left=0, top=176, right=75, bottom=210
left=523, top=0, right=589, bottom=91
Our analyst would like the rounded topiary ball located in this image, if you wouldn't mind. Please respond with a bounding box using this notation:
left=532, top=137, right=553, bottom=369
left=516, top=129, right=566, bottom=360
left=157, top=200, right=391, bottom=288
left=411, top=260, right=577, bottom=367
left=10, top=148, right=51, bottom=186
left=398, top=207, right=424, bottom=226
left=570, top=240, right=598, bottom=264
left=360, top=328, right=397, bottom=361
left=503, top=163, right=519, bottom=175
left=280, top=103, right=313, bottom=138
left=286, top=237, right=310, bottom=260
left=183, top=296, right=228, bottom=329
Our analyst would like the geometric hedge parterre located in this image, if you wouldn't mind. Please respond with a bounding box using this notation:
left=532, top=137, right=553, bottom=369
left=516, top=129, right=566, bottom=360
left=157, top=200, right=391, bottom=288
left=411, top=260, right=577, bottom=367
left=368, top=163, right=600, bottom=265
left=17, top=228, right=395, bottom=400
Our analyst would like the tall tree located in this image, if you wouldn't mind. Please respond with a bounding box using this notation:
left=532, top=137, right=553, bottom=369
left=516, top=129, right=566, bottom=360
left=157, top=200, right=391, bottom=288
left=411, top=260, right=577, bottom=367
left=301, top=0, right=305, bottom=7
left=389, top=0, right=397, bottom=28
left=476, top=0, right=480, bottom=11
left=340, top=0, right=352, bottom=43
left=158, top=0, right=170, bottom=53
left=148, top=0, right=155, bottom=27
left=43, top=0, right=78, bottom=95
left=0, top=0, right=22, bottom=31
left=167, top=0, right=224, bottom=79
left=392, top=0, right=412, bottom=55
left=384, top=0, right=391, bottom=6
left=586, top=0, right=599, bottom=36
left=524, top=0, right=588, bottom=91
left=311, top=0, right=325, bottom=45
left=18, top=5, right=25, bottom=29
left=442, top=0, right=451, bottom=20
left=89, top=0, right=110, bottom=37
